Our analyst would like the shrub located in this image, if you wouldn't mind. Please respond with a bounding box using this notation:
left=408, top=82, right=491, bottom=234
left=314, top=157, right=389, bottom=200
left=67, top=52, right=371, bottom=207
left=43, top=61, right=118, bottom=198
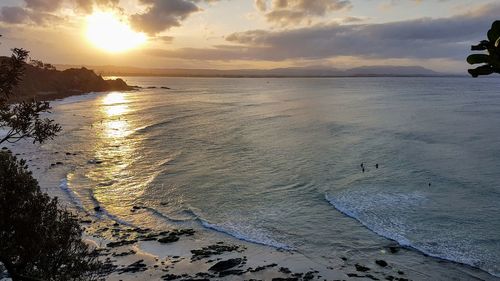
left=467, top=21, right=500, bottom=77
left=0, top=151, right=104, bottom=281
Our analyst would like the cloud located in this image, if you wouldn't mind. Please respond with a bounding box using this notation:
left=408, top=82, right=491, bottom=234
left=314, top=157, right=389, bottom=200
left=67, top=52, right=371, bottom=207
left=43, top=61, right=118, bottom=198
left=24, top=0, right=64, bottom=12
left=130, top=0, right=201, bottom=35
left=0, top=6, right=29, bottom=24
left=145, top=3, right=500, bottom=62
left=74, top=0, right=121, bottom=13
left=0, top=5, right=61, bottom=25
left=0, top=0, right=64, bottom=25
left=255, top=0, right=352, bottom=27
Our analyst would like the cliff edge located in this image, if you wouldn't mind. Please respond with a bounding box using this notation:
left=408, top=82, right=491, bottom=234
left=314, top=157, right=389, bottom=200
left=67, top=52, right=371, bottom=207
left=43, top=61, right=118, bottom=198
left=2, top=57, right=136, bottom=101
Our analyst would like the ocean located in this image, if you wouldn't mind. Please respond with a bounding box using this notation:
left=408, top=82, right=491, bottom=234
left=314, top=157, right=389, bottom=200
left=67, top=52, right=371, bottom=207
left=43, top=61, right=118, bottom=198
left=19, top=77, right=500, bottom=278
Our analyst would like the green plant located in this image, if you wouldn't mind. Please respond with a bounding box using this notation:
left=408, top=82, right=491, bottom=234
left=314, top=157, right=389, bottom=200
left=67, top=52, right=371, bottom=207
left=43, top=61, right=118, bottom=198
left=467, top=21, right=500, bottom=77
left=0, top=152, right=104, bottom=281
left=0, top=36, right=104, bottom=280
left=0, top=41, right=61, bottom=145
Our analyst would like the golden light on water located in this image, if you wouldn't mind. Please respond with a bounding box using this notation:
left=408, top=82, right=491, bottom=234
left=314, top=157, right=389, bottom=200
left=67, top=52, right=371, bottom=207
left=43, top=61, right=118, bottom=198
left=102, top=92, right=127, bottom=105
left=101, top=92, right=131, bottom=137
left=86, top=11, right=147, bottom=53
left=103, top=92, right=129, bottom=117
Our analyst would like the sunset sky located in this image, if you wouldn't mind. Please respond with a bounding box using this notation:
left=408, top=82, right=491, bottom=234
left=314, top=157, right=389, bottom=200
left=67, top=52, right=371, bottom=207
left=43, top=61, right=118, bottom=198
left=0, top=0, right=498, bottom=73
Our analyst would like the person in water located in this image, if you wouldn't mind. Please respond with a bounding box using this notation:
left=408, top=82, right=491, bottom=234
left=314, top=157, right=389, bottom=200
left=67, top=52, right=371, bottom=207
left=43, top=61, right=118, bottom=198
left=375, top=163, right=379, bottom=169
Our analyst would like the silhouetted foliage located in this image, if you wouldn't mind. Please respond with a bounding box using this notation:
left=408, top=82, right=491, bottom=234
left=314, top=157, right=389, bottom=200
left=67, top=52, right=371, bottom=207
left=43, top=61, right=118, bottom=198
left=30, top=60, right=56, bottom=71
left=467, top=21, right=500, bottom=77
left=0, top=36, right=61, bottom=145
left=0, top=36, right=105, bottom=280
left=0, top=152, right=105, bottom=281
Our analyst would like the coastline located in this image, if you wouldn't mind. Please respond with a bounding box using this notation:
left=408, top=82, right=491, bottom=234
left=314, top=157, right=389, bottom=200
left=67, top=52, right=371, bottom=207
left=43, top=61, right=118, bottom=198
left=4, top=85, right=500, bottom=281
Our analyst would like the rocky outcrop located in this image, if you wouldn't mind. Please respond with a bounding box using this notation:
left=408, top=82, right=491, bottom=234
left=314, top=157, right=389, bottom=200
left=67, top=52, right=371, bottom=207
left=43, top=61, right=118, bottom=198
left=2, top=57, right=136, bottom=101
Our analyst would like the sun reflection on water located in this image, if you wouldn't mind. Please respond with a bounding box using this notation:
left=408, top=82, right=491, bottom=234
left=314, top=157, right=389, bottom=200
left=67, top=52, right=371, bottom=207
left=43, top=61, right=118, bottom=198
left=86, top=92, right=145, bottom=214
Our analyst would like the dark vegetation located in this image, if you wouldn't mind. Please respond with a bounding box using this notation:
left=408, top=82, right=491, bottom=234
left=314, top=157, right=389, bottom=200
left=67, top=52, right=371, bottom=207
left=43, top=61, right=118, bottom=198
left=0, top=37, right=104, bottom=280
left=467, top=20, right=500, bottom=77
left=2, top=56, right=135, bottom=102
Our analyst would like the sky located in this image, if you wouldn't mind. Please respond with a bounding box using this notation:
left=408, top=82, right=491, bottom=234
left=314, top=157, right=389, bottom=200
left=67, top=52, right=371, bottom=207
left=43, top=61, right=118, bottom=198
left=0, top=0, right=498, bottom=73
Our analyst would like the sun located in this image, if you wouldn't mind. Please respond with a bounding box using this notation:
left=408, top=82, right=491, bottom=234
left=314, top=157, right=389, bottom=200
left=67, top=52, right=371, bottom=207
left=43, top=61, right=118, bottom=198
left=86, top=12, right=147, bottom=53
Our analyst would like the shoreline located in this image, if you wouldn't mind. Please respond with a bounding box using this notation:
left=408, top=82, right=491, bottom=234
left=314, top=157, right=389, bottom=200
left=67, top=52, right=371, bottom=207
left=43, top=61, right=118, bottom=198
left=5, top=137, right=497, bottom=281
left=3, top=86, right=500, bottom=281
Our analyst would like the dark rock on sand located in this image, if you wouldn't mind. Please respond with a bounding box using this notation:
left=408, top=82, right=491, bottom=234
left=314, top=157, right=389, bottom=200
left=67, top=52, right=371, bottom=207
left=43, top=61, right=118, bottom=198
left=191, top=243, right=241, bottom=261
left=157, top=228, right=195, bottom=243
left=388, top=245, right=400, bottom=254
left=279, top=267, right=292, bottom=274
left=375, top=260, right=388, bottom=267
left=303, top=271, right=317, bottom=281
left=355, top=263, right=371, bottom=272
left=158, top=234, right=180, bottom=244
left=107, top=239, right=137, bottom=248
left=119, top=259, right=147, bottom=274
left=113, top=250, right=136, bottom=257
left=249, top=263, right=278, bottom=272
left=208, top=258, right=242, bottom=272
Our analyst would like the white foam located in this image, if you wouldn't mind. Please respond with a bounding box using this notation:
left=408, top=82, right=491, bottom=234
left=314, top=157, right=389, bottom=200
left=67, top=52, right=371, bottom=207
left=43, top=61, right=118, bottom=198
left=59, top=178, right=84, bottom=210
left=52, top=92, right=101, bottom=105
left=325, top=188, right=500, bottom=277
left=199, top=219, right=291, bottom=250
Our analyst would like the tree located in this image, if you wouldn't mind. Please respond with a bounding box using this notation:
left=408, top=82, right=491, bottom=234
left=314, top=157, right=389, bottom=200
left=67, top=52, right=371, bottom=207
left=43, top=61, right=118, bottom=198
left=467, top=21, right=500, bottom=77
left=0, top=153, right=104, bottom=281
left=0, top=43, right=61, bottom=145
left=0, top=37, right=105, bottom=280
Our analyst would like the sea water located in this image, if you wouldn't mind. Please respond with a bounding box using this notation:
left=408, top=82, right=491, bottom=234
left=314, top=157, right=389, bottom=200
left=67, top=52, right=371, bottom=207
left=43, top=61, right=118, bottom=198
left=18, top=77, right=500, bottom=278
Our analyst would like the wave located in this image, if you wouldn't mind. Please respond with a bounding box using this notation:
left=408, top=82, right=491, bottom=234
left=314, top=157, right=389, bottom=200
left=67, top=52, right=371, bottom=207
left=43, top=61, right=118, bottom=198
left=53, top=92, right=101, bottom=105
left=139, top=204, right=291, bottom=250
left=133, top=114, right=199, bottom=135
left=87, top=190, right=133, bottom=226
left=198, top=219, right=291, bottom=250
left=325, top=190, right=423, bottom=247
left=114, top=203, right=291, bottom=250
left=325, top=189, right=500, bottom=277
left=141, top=206, right=196, bottom=224
left=59, top=178, right=84, bottom=210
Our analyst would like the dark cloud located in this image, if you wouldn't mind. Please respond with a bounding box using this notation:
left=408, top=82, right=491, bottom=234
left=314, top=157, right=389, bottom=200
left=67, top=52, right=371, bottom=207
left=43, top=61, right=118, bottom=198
left=145, top=3, right=500, bottom=62
left=255, top=0, right=352, bottom=26
left=0, top=5, right=61, bottom=25
left=130, top=0, right=201, bottom=35
left=0, top=6, right=29, bottom=24
left=24, top=0, right=64, bottom=12
left=0, top=0, right=123, bottom=25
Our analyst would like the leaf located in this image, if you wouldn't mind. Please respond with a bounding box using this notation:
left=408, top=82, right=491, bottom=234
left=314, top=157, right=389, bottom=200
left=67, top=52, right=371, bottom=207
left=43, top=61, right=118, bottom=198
left=466, top=54, right=490, bottom=65
left=471, top=40, right=490, bottom=51
left=468, top=65, right=494, bottom=77
left=488, top=21, right=500, bottom=42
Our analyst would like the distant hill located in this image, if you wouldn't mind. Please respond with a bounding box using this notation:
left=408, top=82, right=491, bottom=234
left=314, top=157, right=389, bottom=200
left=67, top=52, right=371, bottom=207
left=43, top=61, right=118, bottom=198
left=344, top=66, right=439, bottom=76
left=56, top=64, right=444, bottom=78
left=1, top=57, right=135, bottom=102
